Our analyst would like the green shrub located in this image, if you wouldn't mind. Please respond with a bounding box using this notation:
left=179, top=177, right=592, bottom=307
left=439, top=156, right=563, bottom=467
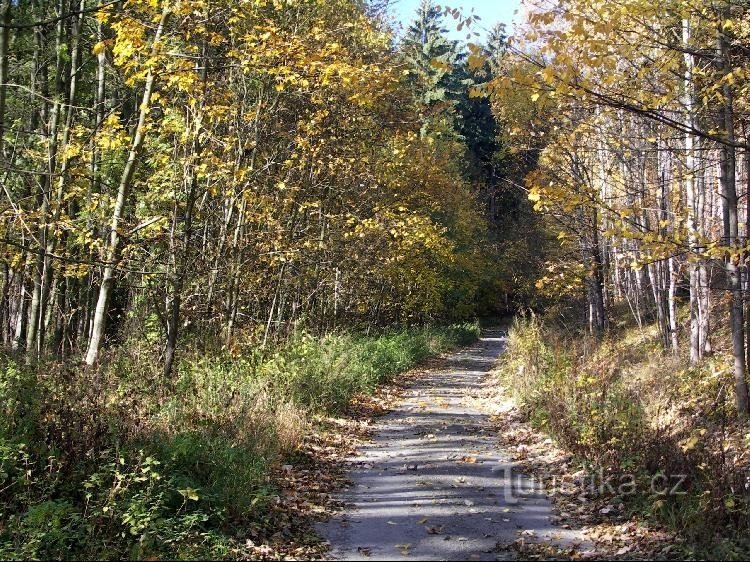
left=497, top=313, right=750, bottom=559
left=0, top=446, right=226, bottom=560
left=0, top=322, right=479, bottom=559
left=147, top=432, right=274, bottom=519
left=261, top=322, right=479, bottom=412
left=498, top=315, right=648, bottom=466
left=16, top=500, right=84, bottom=560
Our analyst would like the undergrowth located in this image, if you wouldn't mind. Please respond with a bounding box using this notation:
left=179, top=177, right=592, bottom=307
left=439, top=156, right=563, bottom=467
left=0, top=322, right=479, bottom=559
left=497, top=314, right=750, bottom=560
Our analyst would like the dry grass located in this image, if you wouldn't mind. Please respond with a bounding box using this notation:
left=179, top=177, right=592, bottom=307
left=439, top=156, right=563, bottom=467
left=0, top=323, right=480, bottom=559
left=496, top=313, right=750, bottom=558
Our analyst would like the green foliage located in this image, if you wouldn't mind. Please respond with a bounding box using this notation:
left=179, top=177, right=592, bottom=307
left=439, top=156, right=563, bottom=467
left=0, top=323, right=478, bottom=559
left=261, top=322, right=480, bottom=412
left=401, top=0, right=471, bottom=139
left=0, top=441, right=230, bottom=560
left=498, top=314, right=750, bottom=558
left=0, top=358, right=39, bottom=441
left=146, top=433, right=273, bottom=519
left=499, top=315, right=652, bottom=469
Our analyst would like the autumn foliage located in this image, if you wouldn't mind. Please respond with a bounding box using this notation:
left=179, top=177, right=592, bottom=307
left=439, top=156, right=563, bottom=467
left=0, top=0, right=499, bottom=371
left=0, top=0, right=509, bottom=558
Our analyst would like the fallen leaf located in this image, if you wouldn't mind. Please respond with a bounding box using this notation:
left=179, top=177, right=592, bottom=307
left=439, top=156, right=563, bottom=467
left=395, top=543, right=412, bottom=555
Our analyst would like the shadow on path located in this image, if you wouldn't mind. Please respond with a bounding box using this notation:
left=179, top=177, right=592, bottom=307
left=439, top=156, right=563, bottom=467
left=316, top=329, right=586, bottom=561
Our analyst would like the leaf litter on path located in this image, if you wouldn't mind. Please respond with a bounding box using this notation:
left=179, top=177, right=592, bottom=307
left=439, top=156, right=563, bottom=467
left=239, top=360, right=439, bottom=560
left=484, top=380, right=679, bottom=560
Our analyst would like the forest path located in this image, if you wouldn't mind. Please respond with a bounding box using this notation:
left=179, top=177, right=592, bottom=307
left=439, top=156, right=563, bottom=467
left=316, top=329, right=585, bottom=560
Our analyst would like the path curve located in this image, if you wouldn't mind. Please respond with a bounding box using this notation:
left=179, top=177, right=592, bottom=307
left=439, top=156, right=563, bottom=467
left=317, top=328, right=583, bottom=560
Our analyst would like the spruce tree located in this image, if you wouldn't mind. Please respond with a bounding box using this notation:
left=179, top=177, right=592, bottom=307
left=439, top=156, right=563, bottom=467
left=401, top=0, right=467, bottom=137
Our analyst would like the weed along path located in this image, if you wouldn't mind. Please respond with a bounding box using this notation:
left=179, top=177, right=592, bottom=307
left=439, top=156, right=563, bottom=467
left=316, top=328, right=586, bottom=560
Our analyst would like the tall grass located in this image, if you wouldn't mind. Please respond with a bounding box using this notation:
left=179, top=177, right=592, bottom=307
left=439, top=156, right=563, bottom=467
left=0, top=322, right=479, bottom=559
left=497, top=314, right=750, bottom=559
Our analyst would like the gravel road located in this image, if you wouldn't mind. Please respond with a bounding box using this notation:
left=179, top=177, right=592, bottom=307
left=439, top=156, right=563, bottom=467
left=316, top=328, right=584, bottom=561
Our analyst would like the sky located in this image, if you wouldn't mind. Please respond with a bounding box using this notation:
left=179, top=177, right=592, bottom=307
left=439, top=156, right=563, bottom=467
left=387, top=0, right=523, bottom=42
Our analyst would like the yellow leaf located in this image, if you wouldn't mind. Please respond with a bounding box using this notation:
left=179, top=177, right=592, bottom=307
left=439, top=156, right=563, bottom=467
left=92, top=41, right=107, bottom=55
left=178, top=488, right=200, bottom=501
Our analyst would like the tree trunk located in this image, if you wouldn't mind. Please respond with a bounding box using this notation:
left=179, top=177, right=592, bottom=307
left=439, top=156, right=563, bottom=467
left=163, top=35, right=207, bottom=378
left=45, top=0, right=84, bottom=357
left=668, top=257, right=678, bottom=352
left=85, top=7, right=169, bottom=366
left=648, top=261, right=669, bottom=349
left=0, top=0, right=10, bottom=158
left=717, top=18, right=749, bottom=415
left=745, top=147, right=750, bottom=370
left=0, top=1, right=10, bottom=346
left=682, top=18, right=703, bottom=362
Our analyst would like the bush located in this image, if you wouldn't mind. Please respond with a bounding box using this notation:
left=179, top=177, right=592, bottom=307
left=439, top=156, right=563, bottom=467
left=0, top=322, right=479, bottom=559
left=497, top=313, right=750, bottom=558
left=0, top=443, right=230, bottom=560
left=261, top=322, right=480, bottom=412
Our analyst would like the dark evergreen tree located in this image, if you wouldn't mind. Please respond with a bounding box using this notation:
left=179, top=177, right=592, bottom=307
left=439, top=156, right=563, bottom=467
left=485, top=22, right=507, bottom=74
left=401, top=0, right=469, bottom=138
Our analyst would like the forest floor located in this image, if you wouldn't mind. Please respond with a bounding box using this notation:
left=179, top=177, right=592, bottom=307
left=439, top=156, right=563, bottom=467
left=305, top=328, right=676, bottom=561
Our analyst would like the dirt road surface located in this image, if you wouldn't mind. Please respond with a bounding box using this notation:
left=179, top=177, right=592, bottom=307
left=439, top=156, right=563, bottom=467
left=317, top=329, right=585, bottom=560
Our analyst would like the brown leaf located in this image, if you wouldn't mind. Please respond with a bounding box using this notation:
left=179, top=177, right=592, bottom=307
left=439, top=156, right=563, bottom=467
left=396, top=543, right=412, bottom=555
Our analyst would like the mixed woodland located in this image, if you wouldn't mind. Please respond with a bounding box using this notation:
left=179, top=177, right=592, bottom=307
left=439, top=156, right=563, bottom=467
left=1, top=0, right=750, bottom=558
